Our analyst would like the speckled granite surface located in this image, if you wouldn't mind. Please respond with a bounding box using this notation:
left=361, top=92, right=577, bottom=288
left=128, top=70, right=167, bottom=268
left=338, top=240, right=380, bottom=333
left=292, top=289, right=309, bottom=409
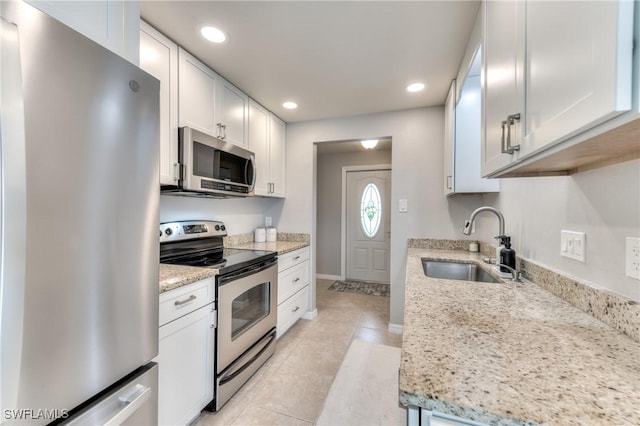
left=159, top=264, right=218, bottom=293
left=400, top=247, right=640, bottom=425
left=224, top=232, right=310, bottom=248
left=229, top=239, right=309, bottom=255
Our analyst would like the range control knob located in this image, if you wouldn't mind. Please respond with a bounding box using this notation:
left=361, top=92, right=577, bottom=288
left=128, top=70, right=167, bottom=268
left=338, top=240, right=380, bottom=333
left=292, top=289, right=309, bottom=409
left=215, top=225, right=221, bottom=231
left=220, top=225, right=226, bottom=231
left=159, top=229, right=162, bottom=237
left=165, top=228, right=173, bottom=236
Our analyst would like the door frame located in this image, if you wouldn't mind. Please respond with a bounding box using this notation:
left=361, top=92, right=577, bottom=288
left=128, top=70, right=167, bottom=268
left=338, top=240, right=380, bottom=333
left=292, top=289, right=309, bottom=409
left=341, top=164, right=392, bottom=281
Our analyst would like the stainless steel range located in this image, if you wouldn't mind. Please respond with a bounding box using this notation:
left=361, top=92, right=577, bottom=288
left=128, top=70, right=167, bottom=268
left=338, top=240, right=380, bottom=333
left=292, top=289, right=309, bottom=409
left=159, top=220, right=278, bottom=411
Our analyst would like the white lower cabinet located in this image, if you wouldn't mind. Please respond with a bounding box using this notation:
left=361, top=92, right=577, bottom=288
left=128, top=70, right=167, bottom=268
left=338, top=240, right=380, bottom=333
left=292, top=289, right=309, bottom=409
left=276, top=247, right=310, bottom=337
left=155, top=278, right=216, bottom=426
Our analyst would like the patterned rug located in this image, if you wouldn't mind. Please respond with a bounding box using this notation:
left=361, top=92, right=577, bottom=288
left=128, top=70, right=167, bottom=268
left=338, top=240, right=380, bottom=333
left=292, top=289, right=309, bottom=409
left=328, top=280, right=390, bottom=297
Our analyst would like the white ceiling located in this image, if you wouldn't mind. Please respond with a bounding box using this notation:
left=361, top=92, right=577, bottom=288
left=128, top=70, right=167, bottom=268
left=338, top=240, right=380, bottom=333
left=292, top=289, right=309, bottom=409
left=317, top=138, right=392, bottom=155
left=141, top=1, right=480, bottom=123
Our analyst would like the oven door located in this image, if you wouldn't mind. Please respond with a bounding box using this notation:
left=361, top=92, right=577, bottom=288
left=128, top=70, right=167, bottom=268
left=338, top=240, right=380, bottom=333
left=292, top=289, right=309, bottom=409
left=179, top=126, right=255, bottom=197
left=217, top=259, right=277, bottom=371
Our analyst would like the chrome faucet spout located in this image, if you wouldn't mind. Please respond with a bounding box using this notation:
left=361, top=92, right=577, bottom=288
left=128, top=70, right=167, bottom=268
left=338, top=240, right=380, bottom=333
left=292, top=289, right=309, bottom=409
left=462, top=206, right=505, bottom=237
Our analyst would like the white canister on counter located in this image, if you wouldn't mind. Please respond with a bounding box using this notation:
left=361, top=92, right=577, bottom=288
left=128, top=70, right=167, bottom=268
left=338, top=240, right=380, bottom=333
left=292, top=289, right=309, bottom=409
left=266, top=227, right=277, bottom=242
left=254, top=227, right=266, bottom=242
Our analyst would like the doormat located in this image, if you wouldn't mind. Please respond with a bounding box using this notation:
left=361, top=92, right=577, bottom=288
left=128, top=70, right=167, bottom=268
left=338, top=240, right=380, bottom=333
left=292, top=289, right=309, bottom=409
left=328, top=280, right=390, bottom=297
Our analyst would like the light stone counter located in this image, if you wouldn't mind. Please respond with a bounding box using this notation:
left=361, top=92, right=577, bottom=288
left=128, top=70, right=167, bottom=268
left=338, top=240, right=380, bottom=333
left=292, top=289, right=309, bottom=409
left=229, top=240, right=309, bottom=255
left=159, top=264, right=218, bottom=294
left=400, top=248, right=640, bottom=425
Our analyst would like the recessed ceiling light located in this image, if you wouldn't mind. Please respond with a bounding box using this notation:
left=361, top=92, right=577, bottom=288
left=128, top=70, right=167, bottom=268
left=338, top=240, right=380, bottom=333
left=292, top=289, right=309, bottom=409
left=360, top=139, right=379, bottom=149
left=283, top=101, right=298, bottom=110
left=406, top=83, right=425, bottom=93
left=200, top=26, right=227, bottom=43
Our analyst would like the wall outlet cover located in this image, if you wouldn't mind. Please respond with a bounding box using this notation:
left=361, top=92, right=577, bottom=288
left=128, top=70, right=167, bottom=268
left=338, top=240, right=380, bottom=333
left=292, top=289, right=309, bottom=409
left=560, top=230, right=586, bottom=262
left=625, top=237, right=640, bottom=280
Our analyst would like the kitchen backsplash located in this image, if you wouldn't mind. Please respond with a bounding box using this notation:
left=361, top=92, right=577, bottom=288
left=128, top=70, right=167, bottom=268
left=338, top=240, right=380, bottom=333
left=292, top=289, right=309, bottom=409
left=408, top=238, right=639, bottom=342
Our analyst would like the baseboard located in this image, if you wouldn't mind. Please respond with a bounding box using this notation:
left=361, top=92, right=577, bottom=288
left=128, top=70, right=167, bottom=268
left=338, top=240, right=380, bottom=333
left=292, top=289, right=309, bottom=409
left=388, top=323, right=403, bottom=334
left=302, top=309, right=318, bottom=320
left=316, top=274, right=341, bottom=281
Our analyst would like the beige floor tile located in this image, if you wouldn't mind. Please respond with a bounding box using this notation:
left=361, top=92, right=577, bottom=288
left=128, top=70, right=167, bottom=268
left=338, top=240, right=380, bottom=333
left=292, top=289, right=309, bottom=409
left=251, top=363, right=335, bottom=422
left=313, top=307, right=363, bottom=325
left=283, top=337, right=347, bottom=377
left=297, top=319, right=355, bottom=348
left=352, top=326, right=403, bottom=348
left=357, top=309, right=390, bottom=330
left=231, top=405, right=311, bottom=426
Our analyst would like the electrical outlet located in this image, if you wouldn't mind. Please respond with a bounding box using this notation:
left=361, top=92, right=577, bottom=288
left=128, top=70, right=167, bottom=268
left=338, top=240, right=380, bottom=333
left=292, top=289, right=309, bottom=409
left=265, top=216, right=272, bottom=227
left=399, top=199, right=408, bottom=213
left=625, top=237, right=640, bottom=280
left=561, top=230, right=586, bottom=262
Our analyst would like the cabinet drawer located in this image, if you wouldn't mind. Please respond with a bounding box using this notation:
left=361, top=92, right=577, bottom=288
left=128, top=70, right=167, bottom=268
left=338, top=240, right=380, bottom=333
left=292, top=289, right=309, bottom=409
left=159, top=277, right=215, bottom=327
left=278, top=261, right=309, bottom=305
left=278, top=247, right=309, bottom=273
left=277, top=285, right=308, bottom=338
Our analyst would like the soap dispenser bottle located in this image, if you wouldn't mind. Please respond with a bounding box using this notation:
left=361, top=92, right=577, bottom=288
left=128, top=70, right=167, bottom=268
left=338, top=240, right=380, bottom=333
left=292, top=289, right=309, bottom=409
left=499, top=236, right=516, bottom=273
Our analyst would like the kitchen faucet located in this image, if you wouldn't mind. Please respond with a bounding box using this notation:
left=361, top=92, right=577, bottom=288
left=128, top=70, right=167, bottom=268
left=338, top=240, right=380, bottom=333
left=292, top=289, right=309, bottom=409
left=462, top=206, right=505, bottom=239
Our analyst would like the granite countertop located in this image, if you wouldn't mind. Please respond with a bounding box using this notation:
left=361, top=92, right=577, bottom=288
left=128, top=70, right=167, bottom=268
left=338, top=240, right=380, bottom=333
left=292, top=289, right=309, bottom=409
left=400, top=248, right=640, bottom=425
left=159, top=264, right=218, bottom=294
left=229, top=240, right=309, bottom=255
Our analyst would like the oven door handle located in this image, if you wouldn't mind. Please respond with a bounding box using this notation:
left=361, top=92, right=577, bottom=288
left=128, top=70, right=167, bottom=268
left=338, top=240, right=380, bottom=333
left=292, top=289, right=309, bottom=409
left=219, top=331, right=276, bottom=386
left=218, top=257, right=277, bottom=285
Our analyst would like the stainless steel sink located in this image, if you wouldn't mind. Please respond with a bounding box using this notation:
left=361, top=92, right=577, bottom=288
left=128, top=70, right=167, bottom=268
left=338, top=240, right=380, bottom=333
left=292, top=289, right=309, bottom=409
left=422, top=259, right=500, bottom=283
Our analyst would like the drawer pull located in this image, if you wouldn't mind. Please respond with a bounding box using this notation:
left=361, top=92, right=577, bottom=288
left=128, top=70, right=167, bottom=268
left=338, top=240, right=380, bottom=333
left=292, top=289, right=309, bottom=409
left=292, top=256, right=301, bottom=261
left=292, top=306, right=300, bottom=313
left=174, top=295, right=196, bottom=306
left=293, top=277, right=300, bottom=283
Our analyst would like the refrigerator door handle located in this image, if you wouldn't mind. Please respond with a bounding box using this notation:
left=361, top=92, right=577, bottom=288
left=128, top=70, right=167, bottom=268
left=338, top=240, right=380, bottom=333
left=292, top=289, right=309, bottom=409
left=104, top=384, right=151, bottom=426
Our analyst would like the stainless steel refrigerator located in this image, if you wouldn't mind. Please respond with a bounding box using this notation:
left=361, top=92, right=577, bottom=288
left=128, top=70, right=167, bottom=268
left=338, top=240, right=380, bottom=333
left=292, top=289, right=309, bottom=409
left=0, top=1, right=160, bottom=424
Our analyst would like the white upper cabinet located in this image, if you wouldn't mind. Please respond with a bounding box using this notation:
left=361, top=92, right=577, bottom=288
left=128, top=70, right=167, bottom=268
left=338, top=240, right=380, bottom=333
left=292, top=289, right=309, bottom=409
left=481, top=0, right=525, bottom=176
left=482, top=0, right=637, bottom=177
left=139, top=21, right=179, bottom=186
left=178, top=48, right=248, bottom=147
left=446, top=10, right=499, bottom=195
left=178, top=48, right=219, bottom=137
left=217, top=80, right=249, bottom=147
left=268, top=115, right=286, bottom=197
left=25, top=0, right=140, bottom=64
left=249, top=100, right=286, bottom=197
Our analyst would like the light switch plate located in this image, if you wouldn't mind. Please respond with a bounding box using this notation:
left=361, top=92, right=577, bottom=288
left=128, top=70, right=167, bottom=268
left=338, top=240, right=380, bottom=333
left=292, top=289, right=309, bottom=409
left=625, top=237, right=640, bottom=280
left=561, top=230, right=586, bottom=262
left=399, top=199, right=408, bottom=213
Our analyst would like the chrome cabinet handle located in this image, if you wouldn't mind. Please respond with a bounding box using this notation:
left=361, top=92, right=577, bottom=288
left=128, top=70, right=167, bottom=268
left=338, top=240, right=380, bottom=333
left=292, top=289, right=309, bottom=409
left=174, top=294, right=196, bottom=306
left=221, top=124, right=227, bottom=139
left=293, top=277, right=300, bottom=283
left=500, top=120, right=508, bottom=153
left=216, top=123, right=222, bottom=138
left=446, top=175, right=452, bottom=190
left=292, top=306, right=300, bottom=313
left=292, top=256, right=301, bottom=261
left=505, top=113, right=521, bottom=154
left=173, top=162, right=181, bottom=182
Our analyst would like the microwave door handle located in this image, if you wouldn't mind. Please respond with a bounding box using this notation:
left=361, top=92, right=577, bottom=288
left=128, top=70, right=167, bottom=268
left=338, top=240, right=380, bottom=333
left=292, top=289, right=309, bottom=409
left=246, top=155, right=256, bottom=191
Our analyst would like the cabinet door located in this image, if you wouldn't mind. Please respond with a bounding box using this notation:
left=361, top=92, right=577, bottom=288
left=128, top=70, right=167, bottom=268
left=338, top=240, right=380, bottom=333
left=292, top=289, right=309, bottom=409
left=156, top=303, right=215, bottom=426
left=178, top=48, right=219, bottom=137
left=269, top=115, right=286, bottom=197
left=443, top=80, right=455, bottom=195
left=248, top=100, right=270, bottom=196
left=521, top=0, right=634, bottom=158
left=481, top=0, right=525, bottom=177
left=140, top=22, right=179, bottom=186
left=25, top=0, right=139, bottom=64
left=217, top=79, right=249, bottom=147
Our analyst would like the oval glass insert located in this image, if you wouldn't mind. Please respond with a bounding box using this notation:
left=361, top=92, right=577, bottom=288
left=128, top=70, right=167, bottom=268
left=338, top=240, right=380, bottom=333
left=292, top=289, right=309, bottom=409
left=360, top=183, right=382, bottom=238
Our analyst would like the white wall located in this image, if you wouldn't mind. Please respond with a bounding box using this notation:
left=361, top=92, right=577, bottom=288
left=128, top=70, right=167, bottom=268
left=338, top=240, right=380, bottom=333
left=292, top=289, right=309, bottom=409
left=474, top=160, right=640, bottom=301
left=316, top=149, right=392, bottom=276
left=160, top=195, right=285, bottom=234
left=282, top=108, right=483, bottom=326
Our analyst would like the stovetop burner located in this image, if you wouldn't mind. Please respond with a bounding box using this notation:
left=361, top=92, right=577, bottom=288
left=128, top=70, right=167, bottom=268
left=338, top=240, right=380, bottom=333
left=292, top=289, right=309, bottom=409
left=159, top=221, right=276, bottom=275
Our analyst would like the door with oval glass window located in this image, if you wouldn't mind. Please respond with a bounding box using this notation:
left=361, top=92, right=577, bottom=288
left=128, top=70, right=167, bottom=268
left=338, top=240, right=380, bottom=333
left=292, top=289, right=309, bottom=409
left=345, top=169, right=391, bottom=283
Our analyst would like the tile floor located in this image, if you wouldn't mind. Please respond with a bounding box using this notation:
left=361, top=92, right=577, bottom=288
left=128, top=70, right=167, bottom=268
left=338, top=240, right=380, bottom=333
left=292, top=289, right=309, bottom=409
left=194, top=278, right=402, bottom=426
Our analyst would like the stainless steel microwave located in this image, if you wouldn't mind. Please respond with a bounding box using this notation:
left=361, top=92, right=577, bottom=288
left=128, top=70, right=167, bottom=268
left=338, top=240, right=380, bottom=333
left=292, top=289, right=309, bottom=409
left=163, top=127, right=256, bottom=197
